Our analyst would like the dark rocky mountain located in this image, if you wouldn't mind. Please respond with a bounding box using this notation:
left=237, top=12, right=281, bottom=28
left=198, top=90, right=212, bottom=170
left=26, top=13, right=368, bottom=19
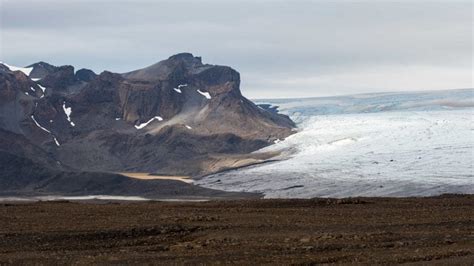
left=0, top=53, right=294, bottom=198
left=75, top=68, right=97, bottom=82
left=27, top=61, right=57, bottom=80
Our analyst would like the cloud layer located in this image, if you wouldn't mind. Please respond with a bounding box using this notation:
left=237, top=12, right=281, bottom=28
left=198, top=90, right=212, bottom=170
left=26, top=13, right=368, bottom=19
left=1, top=0, right=472, bottom=98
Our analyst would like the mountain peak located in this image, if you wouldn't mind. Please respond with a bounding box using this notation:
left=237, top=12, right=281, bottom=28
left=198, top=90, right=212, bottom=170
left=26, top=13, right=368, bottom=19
left=122, top=53, right=205, bottom=81
left=75, top=68, right=97, bottom=82
left=27, top=61, right=58, bottom=79
left=168, top=52, right=202, bottom=64
left=26, top=61, right=56, bottom=68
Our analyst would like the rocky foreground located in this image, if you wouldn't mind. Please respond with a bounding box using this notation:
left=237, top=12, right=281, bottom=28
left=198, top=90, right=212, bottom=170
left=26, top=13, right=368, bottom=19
left=0, top=194, right=472, bottom=264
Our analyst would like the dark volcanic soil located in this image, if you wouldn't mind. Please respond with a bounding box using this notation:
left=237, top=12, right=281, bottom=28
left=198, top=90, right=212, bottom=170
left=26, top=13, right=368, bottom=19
left=0, top=195, right=472, bottom=264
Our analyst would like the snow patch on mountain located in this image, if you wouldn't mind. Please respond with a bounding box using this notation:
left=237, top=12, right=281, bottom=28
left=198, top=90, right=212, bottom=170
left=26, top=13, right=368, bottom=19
left=62, top=102, right=75, bottom=127
left=37, top=84, right=46, bottom=93
left=173, top=84, right=187, bottom=93
left=197, top=89, right=211, bottom=99
left=0, top=62, right=33, bottom=76
left=135, top=116, right=163, bottom=129
left=31, top=115, right=51, bottom=133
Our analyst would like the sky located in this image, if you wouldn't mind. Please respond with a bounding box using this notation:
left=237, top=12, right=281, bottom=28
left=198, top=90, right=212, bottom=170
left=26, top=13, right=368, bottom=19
left=0, top=0, right=472, bottom=99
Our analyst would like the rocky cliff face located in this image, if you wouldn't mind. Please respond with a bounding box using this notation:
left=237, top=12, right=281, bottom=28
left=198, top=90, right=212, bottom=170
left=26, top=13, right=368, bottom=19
left=0, top=53, right=295, bottom=196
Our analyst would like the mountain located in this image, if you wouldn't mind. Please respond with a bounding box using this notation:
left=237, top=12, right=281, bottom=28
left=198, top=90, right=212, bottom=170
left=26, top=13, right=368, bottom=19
left=0, top=53, right=294, bottom=198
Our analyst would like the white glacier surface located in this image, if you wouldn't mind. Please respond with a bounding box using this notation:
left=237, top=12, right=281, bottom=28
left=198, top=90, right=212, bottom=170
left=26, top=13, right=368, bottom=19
left=195, top=89, right=474, bottom=198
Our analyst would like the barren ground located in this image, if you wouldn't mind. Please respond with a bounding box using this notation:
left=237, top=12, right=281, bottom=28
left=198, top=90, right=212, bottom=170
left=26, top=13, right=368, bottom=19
left=0, top=195, right=472, bottom=264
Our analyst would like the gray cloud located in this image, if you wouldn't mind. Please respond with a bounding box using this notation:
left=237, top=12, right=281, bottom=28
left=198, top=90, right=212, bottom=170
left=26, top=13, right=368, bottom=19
left=1, top=0, right=472, bottom=98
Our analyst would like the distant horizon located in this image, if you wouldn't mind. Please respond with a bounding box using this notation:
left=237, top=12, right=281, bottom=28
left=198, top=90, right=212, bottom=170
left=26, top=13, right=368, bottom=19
left=1, top=1, right=472, bottom=98
left=251, top=87, right=474, bottom=100
left=2, top=57, right=472, bottom=100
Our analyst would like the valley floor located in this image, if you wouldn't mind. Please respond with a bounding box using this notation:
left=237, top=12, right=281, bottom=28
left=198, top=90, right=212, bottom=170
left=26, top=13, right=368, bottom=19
left=0, top=195, right=473, bottom=264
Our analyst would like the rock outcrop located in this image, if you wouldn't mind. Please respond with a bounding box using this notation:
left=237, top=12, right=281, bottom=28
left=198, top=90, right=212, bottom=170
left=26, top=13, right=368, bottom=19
left=0, top=53, right=295, bottom=196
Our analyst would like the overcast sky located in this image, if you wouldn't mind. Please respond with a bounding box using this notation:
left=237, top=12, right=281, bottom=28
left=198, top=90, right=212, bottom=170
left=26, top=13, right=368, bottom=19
left=1, top=0, right=472, bottom=98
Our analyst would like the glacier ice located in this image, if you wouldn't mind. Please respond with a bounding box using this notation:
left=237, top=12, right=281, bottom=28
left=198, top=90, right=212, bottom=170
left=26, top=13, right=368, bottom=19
left=196, top=89, right=474, bottom=198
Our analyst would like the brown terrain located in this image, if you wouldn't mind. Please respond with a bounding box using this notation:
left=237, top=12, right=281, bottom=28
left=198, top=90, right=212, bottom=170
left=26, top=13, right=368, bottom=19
left=0, top=54, right=295, bottom=198
left=0, top=194, right=472, bottom=264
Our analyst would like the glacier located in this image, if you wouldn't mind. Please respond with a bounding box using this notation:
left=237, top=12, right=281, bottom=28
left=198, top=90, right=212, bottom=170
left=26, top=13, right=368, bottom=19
left=196, top=89, right=474, bottom=198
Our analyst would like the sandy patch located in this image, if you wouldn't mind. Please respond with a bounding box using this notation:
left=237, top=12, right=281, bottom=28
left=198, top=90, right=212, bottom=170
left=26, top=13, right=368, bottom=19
left=198, top=151, right=282, bottom=177
left=119, top=172, right=193, bottom=184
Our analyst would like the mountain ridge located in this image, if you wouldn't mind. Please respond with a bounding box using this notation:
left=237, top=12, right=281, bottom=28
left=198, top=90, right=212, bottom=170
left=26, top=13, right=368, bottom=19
left=0, top=53, right=295, bottom=198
